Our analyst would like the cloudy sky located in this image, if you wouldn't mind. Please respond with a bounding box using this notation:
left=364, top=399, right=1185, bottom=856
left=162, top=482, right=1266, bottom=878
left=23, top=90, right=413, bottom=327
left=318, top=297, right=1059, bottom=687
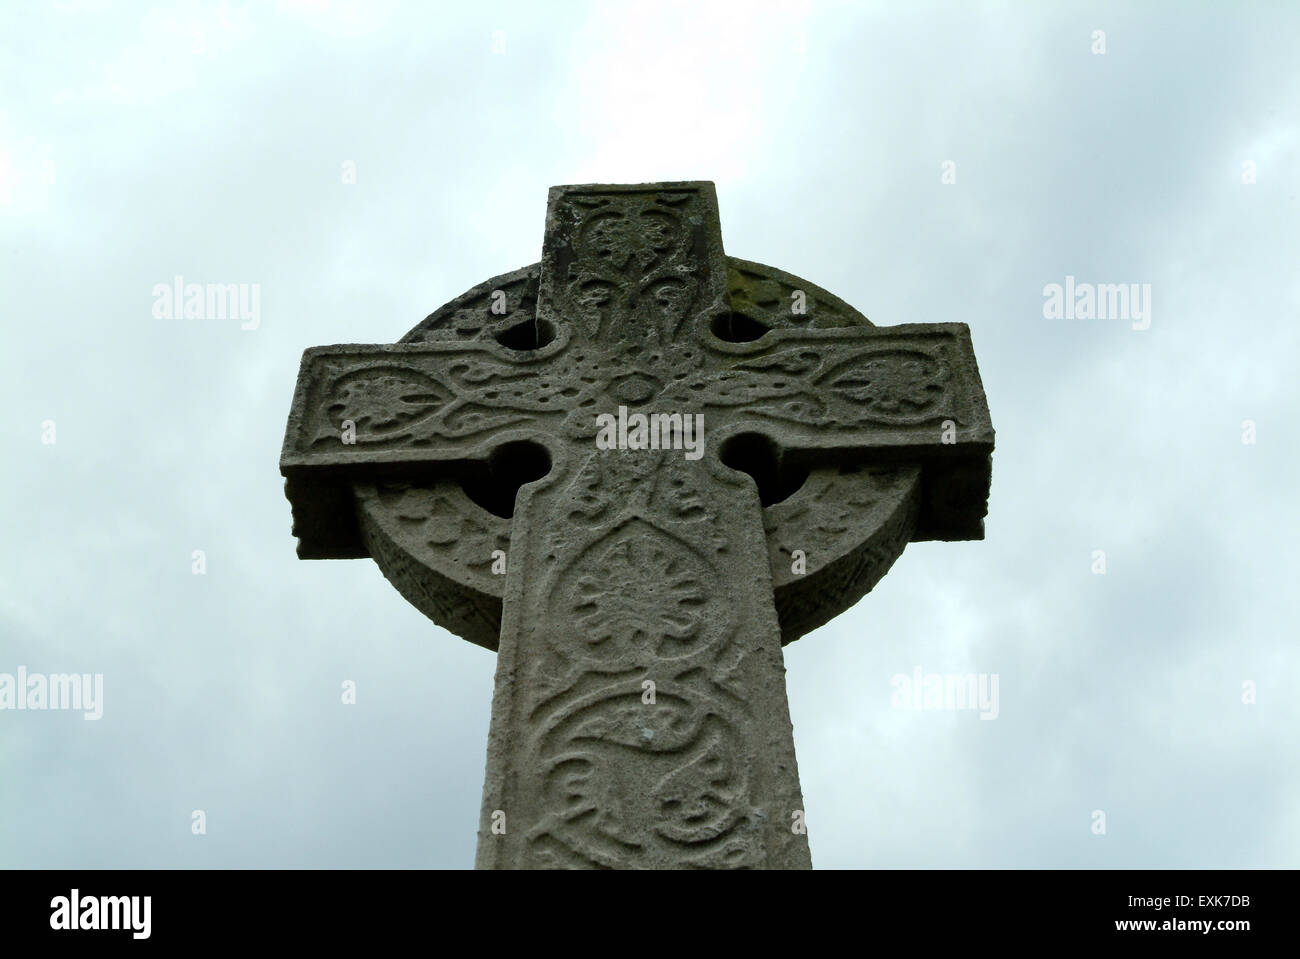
left=3, top=0, right=1297, bottom=868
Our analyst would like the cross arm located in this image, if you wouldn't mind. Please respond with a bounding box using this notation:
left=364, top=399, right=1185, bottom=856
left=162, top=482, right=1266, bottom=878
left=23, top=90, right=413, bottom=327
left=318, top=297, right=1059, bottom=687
left=698, top=323, right=994, bottom=541
left=280, top=341, right=573, bottom=558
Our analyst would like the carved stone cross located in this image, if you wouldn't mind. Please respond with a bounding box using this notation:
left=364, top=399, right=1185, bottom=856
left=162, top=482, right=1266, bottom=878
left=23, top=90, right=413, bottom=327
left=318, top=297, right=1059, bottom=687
left=281, top=182, right=993, bottom=869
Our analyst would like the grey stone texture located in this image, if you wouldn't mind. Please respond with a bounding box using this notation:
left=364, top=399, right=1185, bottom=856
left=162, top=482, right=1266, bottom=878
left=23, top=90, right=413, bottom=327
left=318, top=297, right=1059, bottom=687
left=281, top=182, right=994, bottom=868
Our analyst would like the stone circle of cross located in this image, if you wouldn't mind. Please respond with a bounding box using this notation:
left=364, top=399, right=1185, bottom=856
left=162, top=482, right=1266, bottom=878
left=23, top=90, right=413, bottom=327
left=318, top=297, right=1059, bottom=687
left=281, top=181, right=994, bottom=869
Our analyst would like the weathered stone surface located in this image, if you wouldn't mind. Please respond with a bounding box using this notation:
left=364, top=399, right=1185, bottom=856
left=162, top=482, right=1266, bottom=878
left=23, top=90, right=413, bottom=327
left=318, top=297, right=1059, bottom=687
left=281, top=182, right=994, bottom=868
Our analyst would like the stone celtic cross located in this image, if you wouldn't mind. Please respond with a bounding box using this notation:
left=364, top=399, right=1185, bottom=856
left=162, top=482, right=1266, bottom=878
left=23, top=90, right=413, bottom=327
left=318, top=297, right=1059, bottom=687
left=281, top=182, right=993, bottom=869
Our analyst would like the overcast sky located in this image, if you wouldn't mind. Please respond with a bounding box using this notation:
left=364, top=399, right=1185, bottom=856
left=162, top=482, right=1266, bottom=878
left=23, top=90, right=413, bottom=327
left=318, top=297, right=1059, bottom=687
left=3, top=0, right=1297, bottom=868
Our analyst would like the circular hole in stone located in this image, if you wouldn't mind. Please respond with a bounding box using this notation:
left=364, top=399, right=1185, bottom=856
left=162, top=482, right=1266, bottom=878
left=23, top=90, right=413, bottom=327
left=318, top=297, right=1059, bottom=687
left=710, top=312, right=771, bottom=343
left=495, top=317, right=556, bottom=351
left=459, top=440, right=552, bottom=518
left=718, top=432, right=808, bottom=506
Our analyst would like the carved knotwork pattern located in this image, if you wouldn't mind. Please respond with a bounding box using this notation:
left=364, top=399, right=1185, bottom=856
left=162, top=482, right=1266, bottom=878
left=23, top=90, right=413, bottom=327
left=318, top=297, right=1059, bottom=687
left=520, top=465, right=762, bottom=868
